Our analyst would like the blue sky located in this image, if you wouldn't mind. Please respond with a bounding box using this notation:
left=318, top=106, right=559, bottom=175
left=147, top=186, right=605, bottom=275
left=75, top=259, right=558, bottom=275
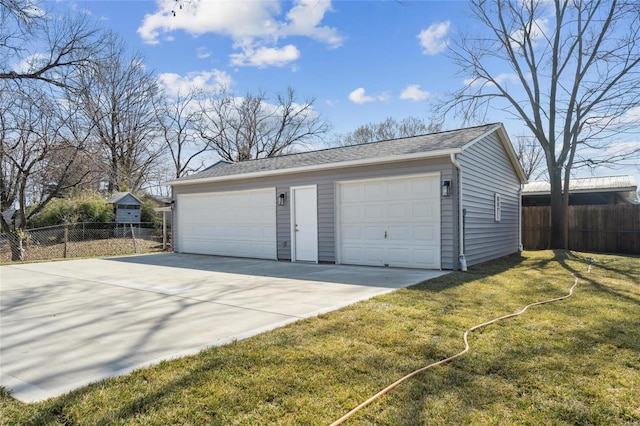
left=64, top=0, right=639, bottom=186
left=76, top=0, right=466, bottom=134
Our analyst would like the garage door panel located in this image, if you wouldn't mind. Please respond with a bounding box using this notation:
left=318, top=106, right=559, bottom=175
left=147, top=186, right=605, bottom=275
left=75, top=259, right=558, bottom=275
left=364, top=204, right=385, bottom=220
left=342, top=205, right=362, bottom=221
left=364, top=226, right=385, bottom=240
left=413, top=225, right=436, bottom=241
left=387, top=203, right=408, bottom=219
left=364, top=182, right=385, bottom=199
left=341, top=185, right=362, bottom=201
left=338, top=175, right=440, bottom=269
left=387, top=248, right=413, bottom=266
left=387, top=225, right=410, bottom=240
left=341, top=227, right=362, bottom=240
left=364, top=247, right=385, bottom=265
left=178, top=188, right=276, bottom=259
left=387, top=180, right=410, bottom=198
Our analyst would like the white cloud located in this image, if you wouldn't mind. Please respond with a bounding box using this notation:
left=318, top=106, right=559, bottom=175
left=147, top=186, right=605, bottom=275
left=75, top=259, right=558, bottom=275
left=418, top=21, right=450, bottom=55
left=619, top=106, right=640, bottom=124
left=400, top=84, right=430, bottom=101
left=229, top=44, right=300, bottom=68
left=510, top=18, right=550, bottom=48
left=348, top=87, right=390, bottom=104
left=158, top=69, right=233, bottom=97
left=138, top=0, right=280, bottom=44
left=281, top=0, right=342, bottom=48
left=348, top=88, right=375, bottom=104
left=14, top=53, right=47, bottom=73
left=137, top=0, right=342, bottom=68
left=196, top=46, right=211, bottom=59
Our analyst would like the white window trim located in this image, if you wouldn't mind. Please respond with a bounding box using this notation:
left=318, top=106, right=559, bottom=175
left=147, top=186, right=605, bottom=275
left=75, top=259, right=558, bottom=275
left=494, top=193, right=502, bottom=222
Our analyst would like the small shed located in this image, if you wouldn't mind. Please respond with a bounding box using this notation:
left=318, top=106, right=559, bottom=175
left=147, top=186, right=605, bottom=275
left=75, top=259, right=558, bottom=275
left=107, top=192, right=142, bottom=224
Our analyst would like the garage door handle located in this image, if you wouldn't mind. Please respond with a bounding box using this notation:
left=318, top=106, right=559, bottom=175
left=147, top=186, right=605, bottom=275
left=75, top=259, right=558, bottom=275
left=384, top=231, right=387, bottom=239
left=295, top=225, right=299, bottom=232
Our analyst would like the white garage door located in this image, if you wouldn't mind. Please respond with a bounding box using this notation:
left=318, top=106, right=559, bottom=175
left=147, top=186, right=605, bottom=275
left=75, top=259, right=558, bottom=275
left=177, top=188, right=277, bottom=259
left=338, top=174, right=440, bottom=269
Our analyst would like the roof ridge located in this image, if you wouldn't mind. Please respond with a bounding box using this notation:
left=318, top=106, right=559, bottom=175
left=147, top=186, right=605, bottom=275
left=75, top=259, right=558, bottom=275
left=167, top=123, right=515, bottom=186
left=218, top=122, right=500, bottom=166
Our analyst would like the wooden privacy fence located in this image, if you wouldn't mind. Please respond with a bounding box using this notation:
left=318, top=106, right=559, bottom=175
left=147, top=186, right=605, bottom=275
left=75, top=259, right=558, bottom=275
left=522, top=204, right=640, bottom=254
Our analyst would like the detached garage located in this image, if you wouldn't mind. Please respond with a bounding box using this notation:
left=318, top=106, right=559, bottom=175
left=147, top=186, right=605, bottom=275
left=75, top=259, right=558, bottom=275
left=166, top=123, right=527, bottom=270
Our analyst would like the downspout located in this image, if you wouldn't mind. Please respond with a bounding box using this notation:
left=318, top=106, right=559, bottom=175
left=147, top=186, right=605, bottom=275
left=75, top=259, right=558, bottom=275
left=450, top=153, right=467, bottom=271
left=518, top=186, right=524, bottom=252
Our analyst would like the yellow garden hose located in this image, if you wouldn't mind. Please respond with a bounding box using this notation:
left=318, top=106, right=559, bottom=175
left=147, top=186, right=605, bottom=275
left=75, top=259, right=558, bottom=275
left=330, top=262, right=590, bottom=426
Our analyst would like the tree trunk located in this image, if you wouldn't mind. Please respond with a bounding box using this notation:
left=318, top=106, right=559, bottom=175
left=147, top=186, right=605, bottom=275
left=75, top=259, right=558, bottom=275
left=548, top=170, right=566, bottom=249
left=8, top=231, right=25, bottom=261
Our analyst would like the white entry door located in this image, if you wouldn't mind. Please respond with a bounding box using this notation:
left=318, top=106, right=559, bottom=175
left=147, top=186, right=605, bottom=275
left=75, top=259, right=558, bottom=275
left=337, top=174, right=441, bottom=269
left=291, top=185, right=318, bottom=262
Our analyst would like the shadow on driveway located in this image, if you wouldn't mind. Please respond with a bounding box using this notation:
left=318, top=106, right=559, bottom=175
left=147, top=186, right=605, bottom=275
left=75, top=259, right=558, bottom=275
left=0, top=253, right=447, bottom=403
left=104, top=253, right=444, bottom=288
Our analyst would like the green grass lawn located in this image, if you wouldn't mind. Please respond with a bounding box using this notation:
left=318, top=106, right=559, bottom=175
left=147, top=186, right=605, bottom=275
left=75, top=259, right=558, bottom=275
left=1, top=250, right=638, bottom=425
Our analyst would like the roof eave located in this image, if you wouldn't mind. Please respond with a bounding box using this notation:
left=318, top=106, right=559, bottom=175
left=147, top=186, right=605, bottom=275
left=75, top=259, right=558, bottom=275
left=524, top=187, right=638, bottom=196
left=164, top=148, right=463, bottom=187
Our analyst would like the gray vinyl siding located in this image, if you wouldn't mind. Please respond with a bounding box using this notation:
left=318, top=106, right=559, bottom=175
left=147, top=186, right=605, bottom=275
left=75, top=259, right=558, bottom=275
left=458, top=133, right=521, bottom=266
left=317, top=183, right=335, bottom=262
left=172, top=157, right=456, bottom=269
left=276, top=185, right=291, bottom=260
left=440, top=165, right=457, bottom=269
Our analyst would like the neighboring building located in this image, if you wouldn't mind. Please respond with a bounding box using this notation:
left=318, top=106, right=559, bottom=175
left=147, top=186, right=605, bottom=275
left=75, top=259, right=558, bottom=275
left=143, top=194, right=172, bottom=209
left=165, top=123, right=527, bottom=270
left=107, top=192, right=142, bottom=224
left=522, top=175, right=638, bottom=206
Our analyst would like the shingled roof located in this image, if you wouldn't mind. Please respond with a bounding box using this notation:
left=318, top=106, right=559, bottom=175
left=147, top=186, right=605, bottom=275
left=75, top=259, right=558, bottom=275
left=167, top=123, right=514, bottom=185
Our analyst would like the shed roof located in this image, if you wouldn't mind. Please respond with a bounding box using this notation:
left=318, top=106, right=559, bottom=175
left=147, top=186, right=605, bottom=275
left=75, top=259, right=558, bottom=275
left=523, top=175, right=637, bottom=195
left=166, top=123, right=526, bottom=186
left=106, top=192, right=142, bottom=205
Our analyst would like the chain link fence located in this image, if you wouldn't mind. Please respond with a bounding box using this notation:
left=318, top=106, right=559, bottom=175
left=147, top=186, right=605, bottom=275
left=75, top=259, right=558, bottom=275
left=0, top=222, right=168, bottom=263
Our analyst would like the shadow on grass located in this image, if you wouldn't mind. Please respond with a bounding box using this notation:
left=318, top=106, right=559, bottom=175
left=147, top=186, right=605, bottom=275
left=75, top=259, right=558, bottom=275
left=558, top=250, right=640, bottom=306
left=15, top=350, right=229, bottom=426
left=382, top=250, right=640, bottom=425
left=407, top=252, right=528, bottom=294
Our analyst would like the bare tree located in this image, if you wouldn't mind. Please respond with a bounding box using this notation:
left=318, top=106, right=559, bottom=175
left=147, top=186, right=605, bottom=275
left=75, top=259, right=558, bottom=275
left=79, top=33, right=162, bottom=192
left=197, top=87, right=329, bottom=162
left=515, top=134, right=546, bottom=181
left=439, top=0, right=640, bottom=249
left=0, top=83, right=92, bottom=259
left=155, top=88, right=212, bottom=178
left=0, top=1, right=104, bottom=89
left=332, top=116, right=442, bottom=147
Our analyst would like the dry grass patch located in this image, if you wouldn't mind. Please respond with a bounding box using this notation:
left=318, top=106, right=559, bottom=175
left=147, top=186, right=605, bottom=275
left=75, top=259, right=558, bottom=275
left=1, top=250, right=638, bottom=425
left=0, top=238, right=163, bottom=263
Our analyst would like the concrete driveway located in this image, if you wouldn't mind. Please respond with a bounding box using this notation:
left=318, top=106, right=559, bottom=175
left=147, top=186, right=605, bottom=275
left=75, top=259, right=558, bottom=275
left=0, top=253, right=446, bottom=402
